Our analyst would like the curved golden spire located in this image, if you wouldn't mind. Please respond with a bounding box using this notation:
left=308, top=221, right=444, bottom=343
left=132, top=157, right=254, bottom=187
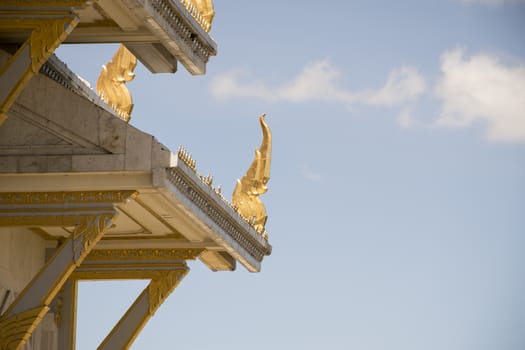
left=182, top=0, right=215, bottom=32
left=232, top=114, right=272, bottom=234
left=96, top=44, right=137, bottom=122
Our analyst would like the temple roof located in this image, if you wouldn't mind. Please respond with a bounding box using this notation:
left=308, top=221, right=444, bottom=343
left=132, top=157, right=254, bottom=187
left=0, top=54, right=271, bottom=272
left=0, top=0, right=217, bottom=74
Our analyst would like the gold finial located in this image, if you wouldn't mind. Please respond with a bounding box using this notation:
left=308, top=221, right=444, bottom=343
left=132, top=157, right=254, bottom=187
left=177, top=146, right=197, bottom=171
left=96, top=44, right=137, bottom=122
left=232, top=114, right=272, bottom=234
left=181, top=0, right=215, bottom=32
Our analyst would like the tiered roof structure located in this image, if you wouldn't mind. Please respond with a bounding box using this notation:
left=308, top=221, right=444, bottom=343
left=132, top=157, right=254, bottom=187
left=0, top=2, right=272, bottom=349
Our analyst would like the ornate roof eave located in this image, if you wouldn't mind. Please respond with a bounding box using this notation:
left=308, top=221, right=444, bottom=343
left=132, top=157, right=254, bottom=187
left=0, top=58, right=271, bottom=272
left=132, top=0, right=218, bottom=75
left=158, top=157, right=272, bottom=273
left=0, top=0, right=218, bottom=75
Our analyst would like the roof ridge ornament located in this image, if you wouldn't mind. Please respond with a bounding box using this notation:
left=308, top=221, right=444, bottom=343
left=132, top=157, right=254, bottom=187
left=96, top=44, right=137, bottom=122
left=180, top=0, right=215, bottom=32
left=232, top=114, right=272, bottom=237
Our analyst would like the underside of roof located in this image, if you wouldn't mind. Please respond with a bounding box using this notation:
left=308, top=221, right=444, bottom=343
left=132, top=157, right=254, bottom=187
left=0, top=53, right=272, bottom=272
left=0, top=0, right=217, bottom=74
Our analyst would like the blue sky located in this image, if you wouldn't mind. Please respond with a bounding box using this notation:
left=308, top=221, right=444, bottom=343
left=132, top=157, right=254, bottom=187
left=57, top=0, right=525, bottom=349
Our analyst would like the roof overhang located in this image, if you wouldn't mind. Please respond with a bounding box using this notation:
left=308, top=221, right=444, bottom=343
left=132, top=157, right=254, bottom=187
left=0, top=0, right=217, bottom=74
left=0, top=54, right=271, bottom=273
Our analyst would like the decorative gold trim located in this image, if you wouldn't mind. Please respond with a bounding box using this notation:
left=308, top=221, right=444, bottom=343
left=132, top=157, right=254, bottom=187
left=86, top=248, right=203, bottom=261
left=0, top=213, right=116, bottom=349
left=148, top=0, right=216, bottom=69
left=0, top=191, right=136, bottom=227
left=68, top=280, right=78, bottom=350
left=177, top=146, right=197, bottom=171
left=53, top=280, right=78, bottom=350
left=180, top=0, right=214, bottom=32
left=54, top=295, right=63, bottom=328
left=0, top=306, right=49, bottom=350
left=166, top=167, right=272, bottom=262
left=97, top=265, right=188, bottom=350
left=232, top=114, right=272, bottom=235
left=99, top=232, right=185, bottom=240
left=73, top=214, right=116, bottom=264
left=73, top=250, right=196, bottom=280
left=0, top=189, right=135, bottom=349
left=0, top=191, right=136, bottom=206
left=0, top=1, right=89, bottom=6
left=73, top=269, right=172, bottom=281
left=0, top=16, right=78, bottom=125
left=148, top=270, right=188, bottom=315
left=96, top=44, right=137, bottom=122
left=29, top=18, right=77, bottom=73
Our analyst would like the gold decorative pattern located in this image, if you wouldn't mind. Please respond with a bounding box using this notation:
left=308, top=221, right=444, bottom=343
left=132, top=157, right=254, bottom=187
left=72, top=267, right=186, bottom=281
left=97, top=266, right=189, bottom=350
left=0, top=211, right=118, bottom=349
left=29, top=17, right=78, bottom=73
left=148, top=270, right=188, bottom=315
left=166, top=167, right=272, bottom=263
left=54, top=295, right=63, bottom=328
left=180, top=0, right=214, bottom=32
left=86, top=248, right=203, bottom=261
left=0, top=16, right=78, bottom=125
left=0, top=191, right=136, bottom=228
left=96, top=44, right=137, bottom=122
left=177, top=146, right=197, bottom=171
left=0, top=191, right=136, bottom=206
left=232, top=114, right=272, bottom=235
left=0, top=1, right=89, bottom=6
left=0, top=306, right=49, bottom=350
left=149, top=0, right=216, bottom=67
left=73, top=214, right=116, bottom=265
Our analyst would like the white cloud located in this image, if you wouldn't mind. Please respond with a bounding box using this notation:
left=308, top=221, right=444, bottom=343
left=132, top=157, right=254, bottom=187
left=277, top=60, right=352, bottom=103
left=210, top=60, right=425, bottom=108
left=211, top=51, right=525, bottom=143
left=435, top=49, right=525, bottom=142
left=300, top=165, right=322, bottom=182
left=398, top=107, right=419, bottom=129
left=209, top=70, right=274, bottom=101
left=365, top=67, right=426, bottom=106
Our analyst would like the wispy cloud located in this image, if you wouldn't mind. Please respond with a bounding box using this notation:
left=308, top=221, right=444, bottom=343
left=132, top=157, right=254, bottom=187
left=300, top=165, right=322, bottom=183
left=398, top=107, right=419, bottom=129
left=210, top=60, right=426, bottom=107
left=435, top=49, right=525, bottom=142
left=211, top=49, right=525, bottom=143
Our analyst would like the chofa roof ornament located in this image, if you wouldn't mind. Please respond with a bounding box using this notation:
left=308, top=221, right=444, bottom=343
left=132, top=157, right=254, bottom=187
left=232, top=114, right=272, bottom=237
left=96, top=44, right=137, bottom=122
left=181, top=0, right=215, bottom=32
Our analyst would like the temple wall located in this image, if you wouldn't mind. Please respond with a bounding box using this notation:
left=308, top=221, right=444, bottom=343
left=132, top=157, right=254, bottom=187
left=0, top=228, right=57, bottom=350
left=0, top=227, right=46, bottom=310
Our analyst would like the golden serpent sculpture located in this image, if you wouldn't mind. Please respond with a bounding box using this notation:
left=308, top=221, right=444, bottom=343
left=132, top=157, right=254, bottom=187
left=96, top=44, right=137, bottom=122
left=232, top=114, right=272, bottom=234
